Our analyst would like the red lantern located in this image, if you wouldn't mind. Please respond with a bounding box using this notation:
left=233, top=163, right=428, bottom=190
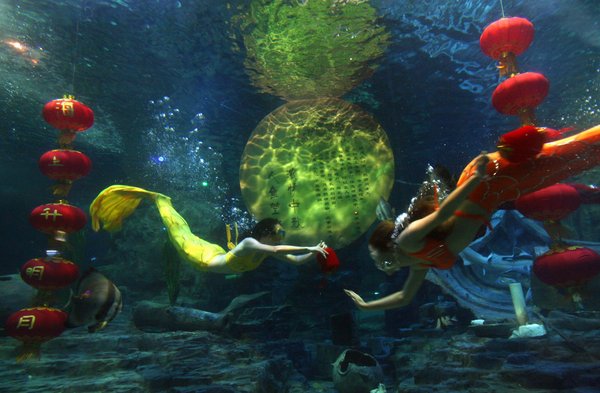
left=42, top=97, right=94, bottom=132
left=480, top=17, right=534, bottom=76
left=497, top=125, right=546, bottom=162
left=317, top=247, right=340, bottom=274
left=38, top=149, right=92, bottom=197
left=29, top=202, right=87, bottom=234
left=42, top=97, right=94, bottom=146
left=515, top=183, right=581, bottom=222
left=533, top=246, right=600, bottom=287
left=492, top=72, right=549, bottom=125
left=5, top=307, right=68, bottom=361
left=39, top=149, right=91, bottom=181
left=20, top=257, right=80, bottom=290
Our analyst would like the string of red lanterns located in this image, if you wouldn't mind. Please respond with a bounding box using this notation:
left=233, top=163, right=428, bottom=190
left=480, top=17, right=600, bottom=308
left=515, top=183, right=600, bottom=308
left=480, top=17, right=551, bottom=161
left=5, top=96, right=94, bottom=361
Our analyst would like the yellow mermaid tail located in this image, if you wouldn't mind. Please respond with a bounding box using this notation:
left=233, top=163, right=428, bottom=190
left=90, top=185, right=226, bottom=270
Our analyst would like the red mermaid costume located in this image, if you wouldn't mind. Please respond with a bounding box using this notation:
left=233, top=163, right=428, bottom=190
left=407, top=125, right=600, bottom=270
left=458, top=125, right=600, bottom=213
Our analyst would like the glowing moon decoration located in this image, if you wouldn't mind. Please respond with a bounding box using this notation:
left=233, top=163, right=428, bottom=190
left=240, top=98, right=394, bottom=249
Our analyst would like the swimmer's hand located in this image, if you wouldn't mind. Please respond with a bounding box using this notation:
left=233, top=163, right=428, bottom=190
left=309, top=242, right=328, bottom=258
left=474, top=152, right=490, bottom=179
left=344, top=289, right=367, bottom=310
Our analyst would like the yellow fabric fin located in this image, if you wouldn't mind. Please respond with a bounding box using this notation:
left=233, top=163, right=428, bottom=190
left=154, top=195, right=226, bottom=269
left=89, top=185, right=163, bottom=232
left=89, top=184, right=226, bottom=270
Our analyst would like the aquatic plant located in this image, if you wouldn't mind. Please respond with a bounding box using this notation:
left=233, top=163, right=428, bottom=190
left=162, top=237, right=181, bottom=306
left=64, top=230, right=86, bottom=265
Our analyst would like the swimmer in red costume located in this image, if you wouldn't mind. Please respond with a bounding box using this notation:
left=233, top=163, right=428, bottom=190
left=345, top=124, right=600, bottom=311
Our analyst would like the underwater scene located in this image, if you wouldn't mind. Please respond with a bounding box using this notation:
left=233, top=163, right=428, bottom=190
left=1, top=0, right=600, bottom=392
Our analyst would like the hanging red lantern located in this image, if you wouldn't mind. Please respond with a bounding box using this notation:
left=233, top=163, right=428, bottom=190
left=533, top=246, right=600, bottom=287
left=20, top=257, right=80, bottom=291
left=5, top=307, right=68, bottom=361
left=492, top=72, right=549, bottom=125
left=38, top=149, right=92, bottom=197
left=42, top=97, right=94, bottom=146
left=317, top=247, right=340, bottom=274
left=42, top=97, right=94, bottom=131
left=38, top=149, right=91, bottom=181
left=497, top=125, right=546, bottom=162
left=515, top=183, right=580, bottom=222
left=29, top=202, right=87, bottom=234
left=480, top=17, right=534, bottom=77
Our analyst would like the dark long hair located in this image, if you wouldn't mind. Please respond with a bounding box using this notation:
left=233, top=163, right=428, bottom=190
left=240, top=218, right=281, bottom=240
left=369, top=220, right=395, bottom=252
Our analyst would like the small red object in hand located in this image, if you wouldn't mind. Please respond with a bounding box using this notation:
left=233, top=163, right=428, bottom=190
left=317, top=247, right=340, bottom=274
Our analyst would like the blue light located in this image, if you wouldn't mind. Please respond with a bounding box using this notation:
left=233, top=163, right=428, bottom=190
left=150, top=155, right=166, bottom=164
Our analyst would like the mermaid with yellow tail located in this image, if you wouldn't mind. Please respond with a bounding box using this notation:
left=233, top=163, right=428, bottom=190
left=90, top=186, right=328, bottom=274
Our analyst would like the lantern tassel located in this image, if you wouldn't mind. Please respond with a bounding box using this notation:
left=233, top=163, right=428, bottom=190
left=565, top=287, right=585, bottom=311
left=16, top=341, right=42, bottom=362
left=543, top=220, right=575, bottom=247
left=32, top=290, right=58, bottom=307
left=58, top=130, right=77, bottom=148
left=518, top=107, right=537, bottom=126
left=52, top=180, right=73, bottom=198
left=497, top=52, right=519, bottom=77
